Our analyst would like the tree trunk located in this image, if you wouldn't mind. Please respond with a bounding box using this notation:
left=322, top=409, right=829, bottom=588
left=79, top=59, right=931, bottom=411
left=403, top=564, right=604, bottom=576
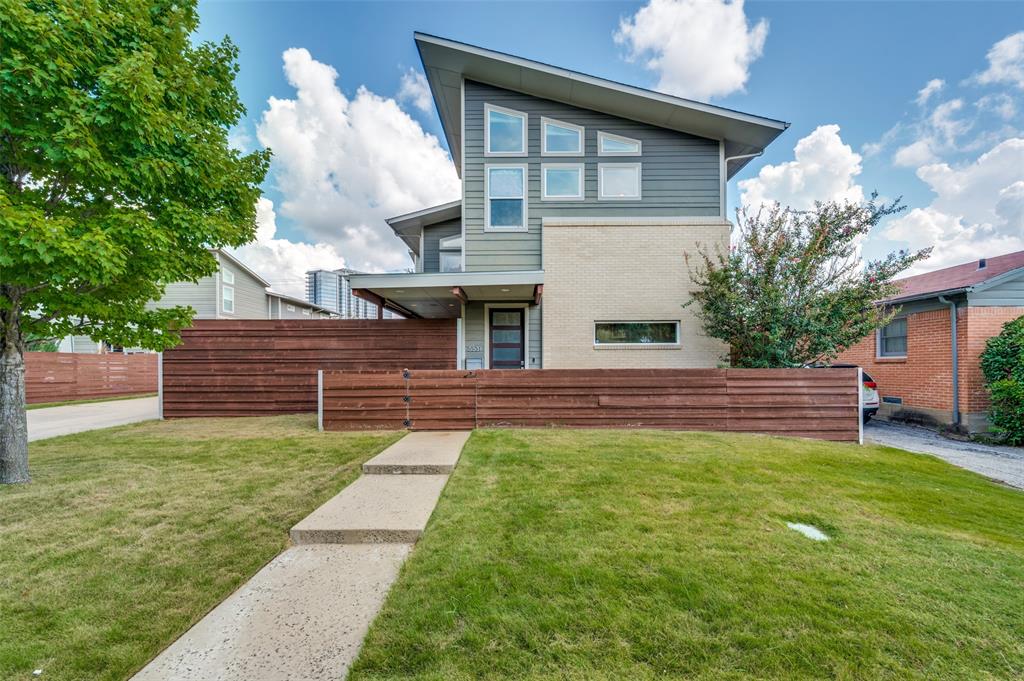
left=0, top=325, right=30, bottom=484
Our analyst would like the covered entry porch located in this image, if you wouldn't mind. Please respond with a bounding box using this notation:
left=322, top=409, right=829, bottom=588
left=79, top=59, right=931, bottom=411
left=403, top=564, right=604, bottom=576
left=349, top=270, right=544, bottom=369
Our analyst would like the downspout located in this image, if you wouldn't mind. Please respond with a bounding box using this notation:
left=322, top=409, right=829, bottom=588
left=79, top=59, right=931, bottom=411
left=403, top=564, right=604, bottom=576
left=938, top=296, right=960, bottom=429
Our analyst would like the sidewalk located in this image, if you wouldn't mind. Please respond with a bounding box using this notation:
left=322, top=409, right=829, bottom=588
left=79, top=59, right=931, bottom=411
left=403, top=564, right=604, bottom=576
left=131, top=430, right=470, bottom=681
left=27, top=396, right=159, bottom=441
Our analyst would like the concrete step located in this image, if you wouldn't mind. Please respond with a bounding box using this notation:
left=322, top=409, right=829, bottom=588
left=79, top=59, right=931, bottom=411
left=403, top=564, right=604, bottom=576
left=362, top=431, right=470, bottom=475
left=130, top=544, right=411, bottom=681
left=290, top=474, right=450, bottom=544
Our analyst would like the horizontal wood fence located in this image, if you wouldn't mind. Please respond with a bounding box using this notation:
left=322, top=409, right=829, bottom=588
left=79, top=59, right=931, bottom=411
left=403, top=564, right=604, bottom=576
left=161, top=319, right=456, bottom=418
left=321, top=368, right=862, bottom=442
left=26, top=352, right=157, bottom=404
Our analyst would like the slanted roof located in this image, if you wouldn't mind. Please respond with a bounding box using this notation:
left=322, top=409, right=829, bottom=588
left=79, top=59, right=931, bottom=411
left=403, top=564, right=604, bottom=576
left=884, top=250, right=1024, bottom=304
left=386, top=200, right=462, bottom=255
left=415, top=32, right=789, bottom=179
left=216, top=249, right=271, bottom=287
left=266, top=289, right=337, bottom=316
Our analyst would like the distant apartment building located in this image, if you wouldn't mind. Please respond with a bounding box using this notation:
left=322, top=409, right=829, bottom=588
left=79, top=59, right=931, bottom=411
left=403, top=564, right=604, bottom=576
left=306, top=268, right=399, bottom=319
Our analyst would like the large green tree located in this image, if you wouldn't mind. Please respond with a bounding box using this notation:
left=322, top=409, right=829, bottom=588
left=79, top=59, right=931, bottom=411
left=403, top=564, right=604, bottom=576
left=689, top=198, right=930, bottom=368
left=1, top=0, right=270, bottom=483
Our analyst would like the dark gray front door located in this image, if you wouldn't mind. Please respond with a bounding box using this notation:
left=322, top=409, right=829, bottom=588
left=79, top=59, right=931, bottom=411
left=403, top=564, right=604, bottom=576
left=489, top=309, right=524, bottom=369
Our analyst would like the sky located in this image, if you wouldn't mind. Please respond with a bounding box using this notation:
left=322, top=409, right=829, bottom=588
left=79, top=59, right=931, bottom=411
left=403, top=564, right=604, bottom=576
left=193, top=0, right=1024, bottom=297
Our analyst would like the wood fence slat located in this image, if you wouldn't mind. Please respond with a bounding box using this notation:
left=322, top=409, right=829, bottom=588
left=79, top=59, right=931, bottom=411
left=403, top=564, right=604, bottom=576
left=25, top=352, right=157, bottom=404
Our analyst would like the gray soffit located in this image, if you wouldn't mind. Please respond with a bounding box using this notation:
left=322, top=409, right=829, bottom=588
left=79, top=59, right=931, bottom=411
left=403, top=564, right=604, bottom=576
left=415, top=32, right=789, bottom=179
left=386, top=199, right=462, bottom=254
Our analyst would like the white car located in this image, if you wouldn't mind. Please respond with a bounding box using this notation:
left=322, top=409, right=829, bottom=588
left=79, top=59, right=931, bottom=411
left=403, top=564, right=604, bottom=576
left=815, top=364, right=880, bottom=423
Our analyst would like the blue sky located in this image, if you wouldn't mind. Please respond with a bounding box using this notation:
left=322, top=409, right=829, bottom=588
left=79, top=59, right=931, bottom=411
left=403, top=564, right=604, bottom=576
left=194, top=1, right=1024, bottom=295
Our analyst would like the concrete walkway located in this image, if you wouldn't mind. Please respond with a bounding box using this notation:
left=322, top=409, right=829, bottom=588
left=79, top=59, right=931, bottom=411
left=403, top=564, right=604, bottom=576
left=131, top=430, right=470, bottom=681
left=27, top=396, right=159, bottom=441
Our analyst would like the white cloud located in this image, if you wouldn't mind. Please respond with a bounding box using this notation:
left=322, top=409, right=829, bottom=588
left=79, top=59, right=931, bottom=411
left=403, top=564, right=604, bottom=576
left=916, top=78, right=945, bottom=106
left=972, top=31, right=1024, bottom=90
left=883, top=138, right=1024, bottom=273
left=888, top=98, right=971, bottom=167
left=614, top=0, right=768, bottom=100
left=893, top=139, right=937, bottom=168
left=256, top=48, right=460, bottom=272
left=398, top=68, right=432, bottom=113
left=977, top=93, right=1018, bottom=121
left=738, top=124, right=864, bottom=210
left=230, top=197, right=347, bottom=298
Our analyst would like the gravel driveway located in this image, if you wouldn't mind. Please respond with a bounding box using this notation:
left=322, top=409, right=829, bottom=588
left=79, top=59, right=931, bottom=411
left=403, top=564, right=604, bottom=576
left=866, top=420, right=1024, bottom=490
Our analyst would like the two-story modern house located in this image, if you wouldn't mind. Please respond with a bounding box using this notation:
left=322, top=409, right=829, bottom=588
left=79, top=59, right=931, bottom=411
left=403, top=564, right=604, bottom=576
left=350, top=34, right=788, bottom=369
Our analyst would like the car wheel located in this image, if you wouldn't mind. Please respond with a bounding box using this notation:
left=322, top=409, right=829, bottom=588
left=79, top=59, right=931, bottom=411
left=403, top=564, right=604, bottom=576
left=862, top=413, right=872, bottom=425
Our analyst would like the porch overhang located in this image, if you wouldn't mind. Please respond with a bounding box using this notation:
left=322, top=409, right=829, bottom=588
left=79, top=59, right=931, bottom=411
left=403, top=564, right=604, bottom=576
left=350, top=270, right=544, bottom=319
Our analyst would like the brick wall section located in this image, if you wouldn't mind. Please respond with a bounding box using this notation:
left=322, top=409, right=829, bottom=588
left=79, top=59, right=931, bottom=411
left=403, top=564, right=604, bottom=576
left=541, top=218, right=730, bottom=368
left=836, top=305, right=1024, bottom=426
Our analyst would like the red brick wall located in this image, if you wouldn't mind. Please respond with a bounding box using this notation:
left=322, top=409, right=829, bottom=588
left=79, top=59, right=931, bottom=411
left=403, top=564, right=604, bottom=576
left=836, top=305, right=1024, bottom=423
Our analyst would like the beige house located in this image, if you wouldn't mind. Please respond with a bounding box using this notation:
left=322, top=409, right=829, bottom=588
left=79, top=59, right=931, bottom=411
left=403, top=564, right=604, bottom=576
left=350, top=34, right=788, bottom=369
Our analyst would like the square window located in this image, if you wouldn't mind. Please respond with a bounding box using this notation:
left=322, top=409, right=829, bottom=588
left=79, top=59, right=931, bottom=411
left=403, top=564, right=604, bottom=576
left=541, top=117, right=583, bottom=155
left=486, top=165, right=527, bottom=230
left=542, top=164, right=584, bottom=200
left=598, top=131, right=641, bottom=156
left=878, top=318, right=908, bottom=357
left=440, top=251, right=462, bottom=273
left=598, top=163, right=641, bottom=200
left=485, top=104, right=526, bottom=155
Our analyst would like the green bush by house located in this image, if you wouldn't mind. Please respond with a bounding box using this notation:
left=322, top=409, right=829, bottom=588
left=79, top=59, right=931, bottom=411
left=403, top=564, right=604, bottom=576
left=981, top=314, right=1024, bottom=445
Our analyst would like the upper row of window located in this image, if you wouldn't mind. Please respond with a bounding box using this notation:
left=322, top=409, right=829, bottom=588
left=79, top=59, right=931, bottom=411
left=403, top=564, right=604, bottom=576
left=485, top=103, right=641, bottom=157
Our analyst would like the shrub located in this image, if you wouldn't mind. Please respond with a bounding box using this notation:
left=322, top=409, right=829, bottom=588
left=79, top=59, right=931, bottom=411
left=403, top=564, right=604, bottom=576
left=980, top=315, right=1024, bottom=445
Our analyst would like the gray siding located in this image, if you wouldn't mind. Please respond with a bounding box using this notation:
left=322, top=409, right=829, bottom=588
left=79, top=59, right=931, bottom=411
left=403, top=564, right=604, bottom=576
left=968, top=272, right=1024, bottom=306
left=150, top=278, right=218, bottom=318
left=463, top=80, right=722, bottom=272
left=219, top=258, right=268, bottom=319
left=463, top=302, right=542, bottom=369
left=422, top=219, right=462, bottom=273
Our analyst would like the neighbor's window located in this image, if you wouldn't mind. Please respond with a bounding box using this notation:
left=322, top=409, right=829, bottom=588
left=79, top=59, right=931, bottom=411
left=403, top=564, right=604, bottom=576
left=878, top=317, right=907, bottom=357
left=541, top=164, right=584, bottom=200
left=287, top=304, right=295, bottom=312
left=598, top=131, right=641, bottom=156
left=439, top=234, right=463, bottom=273
left=486, top=165, right=527, bottom=230
left=485, top=104, right=526, bottom=155
left=595, top=321, right=679, bottom=345
left=221, top=270, right=235, bottom=313
left=598, top=163, right=641, bottom=200
left=541, top=117, right=583, bottom=155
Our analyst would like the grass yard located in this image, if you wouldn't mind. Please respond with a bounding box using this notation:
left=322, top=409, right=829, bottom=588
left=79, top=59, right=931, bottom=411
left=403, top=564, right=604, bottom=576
left=25, top=393, right=158, bottom=410
left=0, top=415, right=402, bottom=681
left=352, top=429, right=1024, bottom=681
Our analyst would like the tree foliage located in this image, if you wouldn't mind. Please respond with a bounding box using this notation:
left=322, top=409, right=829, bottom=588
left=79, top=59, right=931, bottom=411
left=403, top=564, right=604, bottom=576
left=688, top=198, right=930, bottom=368
left=1, top=0, right=270, bottom=482
left=980, top=315, right=1024, bottom=445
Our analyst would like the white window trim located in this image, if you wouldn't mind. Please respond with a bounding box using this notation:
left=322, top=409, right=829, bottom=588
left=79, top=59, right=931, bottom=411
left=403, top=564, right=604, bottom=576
left=484, top=163, right=528, bottom=231
left=439, top=234, right=463, bottom=249
left=876, top=317, right=908, bottom=359
left=540, top=116, right=584, bottom=156
left=287, top=304, right=295, bottom=312
left=597, top=131, right=642, bottom=156
left=221, top=270, right=235, bottom=285
left=593, top=320, right=681, bottom=347
left=598, top=162, right=642, bottom=201
left=541, top=163, right=585, bottom=201
left=484, top=103, right=527, bottom=157
left=221, top=283, right=235, bottom=314
left=483, top=303, right=534, bottom=369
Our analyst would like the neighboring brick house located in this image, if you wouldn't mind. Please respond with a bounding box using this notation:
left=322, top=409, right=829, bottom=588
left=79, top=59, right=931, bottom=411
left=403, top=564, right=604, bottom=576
left=837, top=251, right=1024, bottom=431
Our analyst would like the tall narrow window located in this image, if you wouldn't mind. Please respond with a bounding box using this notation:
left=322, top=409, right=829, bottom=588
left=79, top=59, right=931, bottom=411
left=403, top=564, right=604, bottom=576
left=485, top=165, right=527, bottom=230
left=598, top=163, right=641, bottom=200
left=221, top=270, right=235, bottom=313
left=878, top=317, right=907, bottom=357
left=439, top=234, right=463, bottom=272
left=541, top=117, right=583, bottom=155
left=485, top=104, right=526, bottom=156
left=598, top=131, right=641, bottom=156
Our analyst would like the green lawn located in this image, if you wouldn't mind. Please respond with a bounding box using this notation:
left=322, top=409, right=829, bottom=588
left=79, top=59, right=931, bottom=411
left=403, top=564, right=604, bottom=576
left=25, top=393, right=158, bottom=410
left=0, top=416, right=402, bottom=681
left=352, top=429, right=1024, bottom=681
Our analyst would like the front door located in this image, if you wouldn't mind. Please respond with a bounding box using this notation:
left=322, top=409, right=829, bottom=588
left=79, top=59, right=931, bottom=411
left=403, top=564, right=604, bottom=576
left=489, top=309, right=525, bottom=369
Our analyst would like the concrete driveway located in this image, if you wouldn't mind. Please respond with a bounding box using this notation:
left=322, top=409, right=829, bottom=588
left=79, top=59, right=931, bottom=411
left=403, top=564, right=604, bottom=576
left=27, top=396, right=159, bottom=442
left=866, top=420, right=1024, bottom=490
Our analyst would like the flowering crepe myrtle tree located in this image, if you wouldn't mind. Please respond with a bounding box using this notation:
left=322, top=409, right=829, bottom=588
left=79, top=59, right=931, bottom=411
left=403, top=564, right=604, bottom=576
left=688, top=197, right=930, bottom=368
left=0, top=0, right=270, bottom=483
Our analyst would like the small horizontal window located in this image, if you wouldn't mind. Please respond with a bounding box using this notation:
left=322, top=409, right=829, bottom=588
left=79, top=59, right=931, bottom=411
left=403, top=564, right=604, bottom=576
left=598, top=163, right=641, bottom=200
left=287, top=304, right=295, bottom=312
left=878, top=318, right=907, bottom=357
left=595, top=321, right=679, bottom=345
left=541, top=164, right=584, bottom=201
left=598, top=131, right=641, bottom=156
left=485, top=104, right=526, bottom=156
left=541, top=117, right=583, bottom=155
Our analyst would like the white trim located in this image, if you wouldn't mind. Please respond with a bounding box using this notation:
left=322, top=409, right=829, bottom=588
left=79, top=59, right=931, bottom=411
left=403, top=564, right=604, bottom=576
left=541, top=163, right=585, bottom=201
left=350, top=269, right=543, bottom=290
left=157, top=352, right=164, bottom=420
left=483, top=103, right=527, bottom=157
left=597, top=131, right=642, bottom=156
left=317, top=369, right=324, bottom=432
left=484, top=163, right=528, bottom=231
left=221, top=282, right=235, bottom=314
left=593, top=320, right=680, bottom=347
left=543, top=216, right=731, bottom=227
left=719, top=140, right=727, bottom=219
left=418, top=230, right=425, bottom=273
left=597, top=163, right=642, bottom=201
left=857, top=367, right=864, bottom=445
left=540, top=116, right=584, bottom=156
left=876, top=316, right=908, bottom=359
left=483, top=303, right=531, bottom=369
left=460, top=78, right=467, bottom=273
